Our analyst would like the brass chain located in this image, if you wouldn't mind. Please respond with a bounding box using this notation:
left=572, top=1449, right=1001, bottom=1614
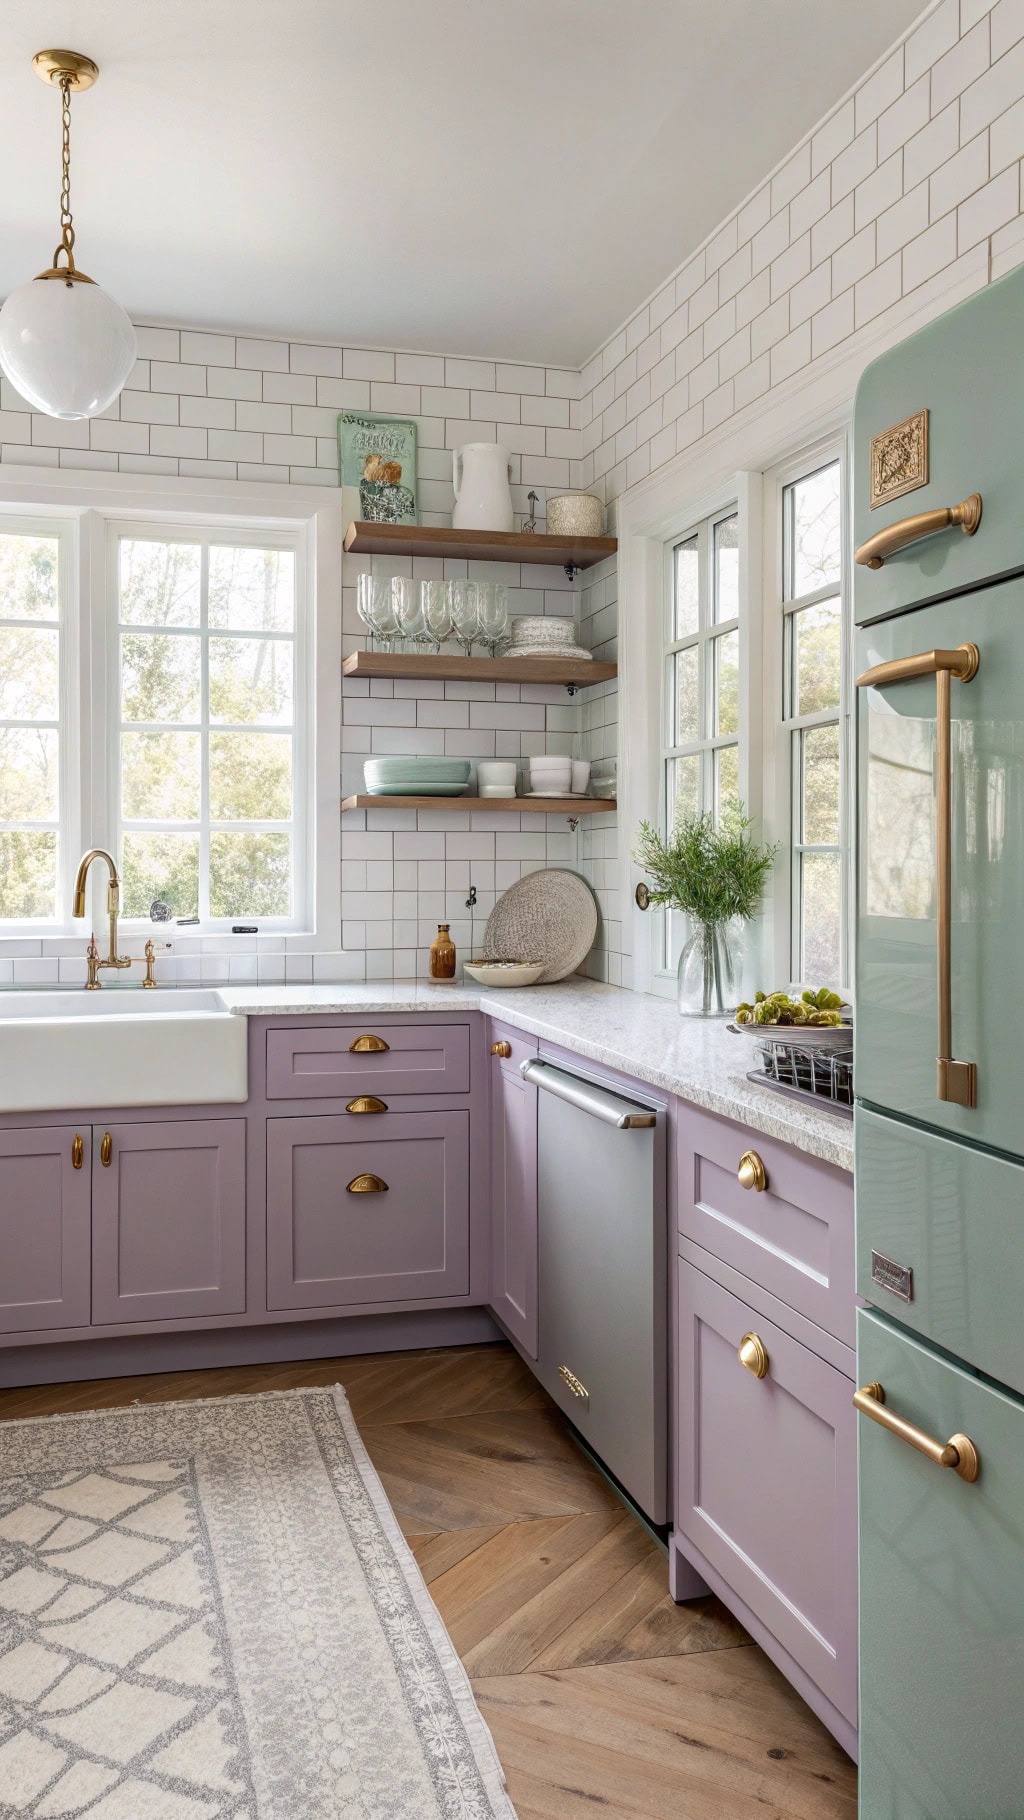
left=55, top=73, right=76, bottom=269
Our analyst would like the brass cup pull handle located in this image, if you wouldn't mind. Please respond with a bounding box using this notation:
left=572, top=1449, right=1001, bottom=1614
left=737, top=1149, right=767, bottom=1192
left=738, top=1332, right=769, bottom=1378
left=856, top=643, right=979, bottom=1107
left=346, top=1173, right=388, bottom=1194
left=71, top=1134, right=84, bottom=1169
left=854, top=1382, right=979, bottom=1483
left=490, top=1040, right=512, bottom=1058
left=855, top=493, right=982, bottom=569
left=100, top=1132, right=112, bottom=1167
left=558, top=1364, right=590, bottom=1404
left=349, top=1033, right=389, bottom=1053
left=345, top=1096, right=388, bottom=1114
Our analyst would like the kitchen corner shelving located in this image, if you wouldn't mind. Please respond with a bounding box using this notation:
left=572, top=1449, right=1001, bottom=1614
left=342, top=793, right=615, bottom=815
left=342, top=650, right=616, bottom=691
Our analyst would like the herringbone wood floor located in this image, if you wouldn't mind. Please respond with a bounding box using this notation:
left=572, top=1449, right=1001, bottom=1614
left=0, top=1342, right=858, bottom=1817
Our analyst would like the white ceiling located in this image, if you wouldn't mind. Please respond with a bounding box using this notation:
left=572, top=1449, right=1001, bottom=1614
left=0, top=0, right=927, bottom=368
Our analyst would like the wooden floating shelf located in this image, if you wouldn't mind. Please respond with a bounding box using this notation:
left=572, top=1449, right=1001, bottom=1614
left=344, top=521, right=617, bottom=571
left=343, top=651, right=616, bottom=689
left=342, top=794, right=616, bottom=815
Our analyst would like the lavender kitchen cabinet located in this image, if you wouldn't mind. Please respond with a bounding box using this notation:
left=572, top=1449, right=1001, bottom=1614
left=488, top=1021, right=538, bottom=1357
left=0, top=1126, right=91, bottom=1333
left=675, top=1258, right=858, bottom=1746
left=266, top=1109, right=470, bottom=1309
left=91, top=1120, right=246, bottom=1325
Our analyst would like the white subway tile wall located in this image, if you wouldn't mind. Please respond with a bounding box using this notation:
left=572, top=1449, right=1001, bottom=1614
left=5, top=0, right=1024, bottom=989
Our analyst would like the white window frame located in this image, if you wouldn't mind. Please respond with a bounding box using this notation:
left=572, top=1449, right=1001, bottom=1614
left=0, top=466, right=341, bottom=947
left=761, top=433, right=853, bottom=996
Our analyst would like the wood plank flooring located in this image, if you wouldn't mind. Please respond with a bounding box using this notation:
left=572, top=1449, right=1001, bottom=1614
left=0, top=1341, right=858, bottom=1817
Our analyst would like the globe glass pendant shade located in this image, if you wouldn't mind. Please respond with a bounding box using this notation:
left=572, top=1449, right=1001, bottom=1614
left=0, top=276, right=137, bottom=420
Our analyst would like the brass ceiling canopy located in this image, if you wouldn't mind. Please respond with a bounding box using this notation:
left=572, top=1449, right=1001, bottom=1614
left=32, top=50, right=99, bottom=91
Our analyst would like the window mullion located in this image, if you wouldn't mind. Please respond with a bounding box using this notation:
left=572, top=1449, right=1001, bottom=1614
left=200, top=540, right=211, bottom=925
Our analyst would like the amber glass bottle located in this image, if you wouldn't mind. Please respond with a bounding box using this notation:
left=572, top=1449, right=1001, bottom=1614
left=429, top=922, right=456, bottom=979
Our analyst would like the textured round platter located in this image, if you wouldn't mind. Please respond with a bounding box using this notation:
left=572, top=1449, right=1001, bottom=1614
left=729, top=1019, right=852, bottom=1049
left=483, top=867, right=598, bottom=982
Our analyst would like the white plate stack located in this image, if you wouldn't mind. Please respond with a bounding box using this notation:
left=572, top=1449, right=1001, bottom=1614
left=508, top=615, right=592, bottom=660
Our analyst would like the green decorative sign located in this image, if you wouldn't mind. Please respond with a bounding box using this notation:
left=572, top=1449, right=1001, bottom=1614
left=338, top=412, right=418, bottom=524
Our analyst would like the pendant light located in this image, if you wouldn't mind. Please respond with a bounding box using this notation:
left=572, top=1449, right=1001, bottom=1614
left=0, top=50, right=136, bottom=421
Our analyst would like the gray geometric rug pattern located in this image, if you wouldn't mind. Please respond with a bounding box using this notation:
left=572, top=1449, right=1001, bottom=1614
left=0, top=1389, right=516, bottom=1819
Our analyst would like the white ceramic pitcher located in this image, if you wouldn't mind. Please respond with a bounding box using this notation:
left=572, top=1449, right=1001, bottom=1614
left=452, top=442, right=514, bottom=532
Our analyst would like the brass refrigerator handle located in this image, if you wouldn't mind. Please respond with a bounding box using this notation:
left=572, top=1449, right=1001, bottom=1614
left=855, top=493, right=982, bottom=569
left=854, top=1382, right=980, bottom=1483
left=856, top=643, right=980, bottom=1108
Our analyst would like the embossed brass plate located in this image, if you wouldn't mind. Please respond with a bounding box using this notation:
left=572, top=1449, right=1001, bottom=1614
left=871, top=1249, right=914, bottom=1302
left=870, top=408, right=928, bottom=509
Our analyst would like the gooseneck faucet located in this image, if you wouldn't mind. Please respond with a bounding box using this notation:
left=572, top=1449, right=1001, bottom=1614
left=72, top=849, right=132, bottom=989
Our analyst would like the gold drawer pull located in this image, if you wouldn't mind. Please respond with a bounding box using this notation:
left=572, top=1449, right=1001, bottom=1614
left=854, top=1382, right=979, bottom=1483
left=349, top=1033, right=389, bottom=1053
left=71, top=1134, right=84, bottom=1169
left=738, top=1332, right=769, bottom=1378
left=737, top=1149, right=766, bottom=1191
left=100, top=1131, right=112, bottom=1167
left=490, top=1040, right=512, bottom=1058
left=558, top=1365, right=589, bottom=1404
left=347, top=1173, right=388, bottom=1194
left=857, top=643, right=979, bottom=1107
left=346, top=1095, right=388, bottom=1114
left=855, top=493, right=982, bottom=569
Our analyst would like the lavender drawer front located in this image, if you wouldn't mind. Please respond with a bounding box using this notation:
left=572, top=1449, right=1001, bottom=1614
left=91, top=1120, right=246, bottom=1325
left=266, top=1023, right=471, bottom=1100
left=676, top=1260, right=857, bottom=1724
left=266, top=1110, right=470, bottom=1309
left=677, top=1105, right=854, bottom=1345
left=0, top=1126, right=91, bottom=1334
left=489, top=1021, right=539, bottom=1357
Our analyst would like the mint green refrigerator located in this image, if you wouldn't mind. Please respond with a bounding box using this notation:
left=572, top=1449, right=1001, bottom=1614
left=854, top=265, right=1024, bottom=1818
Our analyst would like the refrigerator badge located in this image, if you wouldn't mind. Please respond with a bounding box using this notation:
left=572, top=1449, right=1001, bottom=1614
left=869, top=408, right=929, bottom=509
left=871, top=1249, right=914, bottom=1303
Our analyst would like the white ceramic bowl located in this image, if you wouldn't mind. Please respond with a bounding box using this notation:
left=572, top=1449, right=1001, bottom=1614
left=477, top=760, right=517, bottom=787
left=479, top=783, right=517, bottom=797
left=529, top=757, right=572, bottom=784
left=510, top=615, right=577, bottom=650
left=463, top=958, right=545, bottom=988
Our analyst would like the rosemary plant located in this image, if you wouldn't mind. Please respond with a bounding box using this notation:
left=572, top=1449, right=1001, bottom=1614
left=633, top=811, right=777, bottom=924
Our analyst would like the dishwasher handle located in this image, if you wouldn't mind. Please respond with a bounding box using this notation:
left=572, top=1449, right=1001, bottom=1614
left=520, top=1058, right=657, bottom=1128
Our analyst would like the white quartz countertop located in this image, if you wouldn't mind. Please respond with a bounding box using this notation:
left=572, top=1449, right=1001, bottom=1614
left=217, top=979, right=853, bottom=1172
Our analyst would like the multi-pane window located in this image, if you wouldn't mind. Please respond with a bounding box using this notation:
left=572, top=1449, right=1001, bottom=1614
left=0, top=527, right=65, bottom=921
left=664, top=509, right=740, bottom=832
left=115, top=532, right=300, bottom=924
left=662, top=507, right=740, bottom=963
left=780, top=458, right=847, bottom=984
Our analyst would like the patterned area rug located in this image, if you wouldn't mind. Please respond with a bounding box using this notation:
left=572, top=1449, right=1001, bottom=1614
left=0, top=1388, right=517, bottom=1819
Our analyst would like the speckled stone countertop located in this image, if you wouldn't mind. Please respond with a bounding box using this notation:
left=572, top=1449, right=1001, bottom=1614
left=218, top=978, right=854, bottom=1172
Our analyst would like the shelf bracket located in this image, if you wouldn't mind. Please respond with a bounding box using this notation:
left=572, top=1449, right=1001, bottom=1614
left=565, top=681, right=579, bottom=697
left=563, top=561, right=580, bottom=581
left=567, top=814, right=580, bottom=832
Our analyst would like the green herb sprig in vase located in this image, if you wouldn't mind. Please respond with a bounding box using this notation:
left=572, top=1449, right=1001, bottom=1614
left=634, top=811, right=777, bottom=1016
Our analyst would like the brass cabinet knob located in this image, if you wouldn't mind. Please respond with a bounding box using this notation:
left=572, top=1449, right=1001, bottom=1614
left=71, top=1134, right=84, bottom=1170
left=738, top=1332, right=769, bottom=1378
left=346, top=1173, right=388, bottom=1194
left=491, top=1040, right=512, bottom=1058
left=345, top=1095, right=388, bottom=1114
left=100, top=1131, right=113, bottom=1168
left=737, top=1149, right=767, bottom=1192
left=349, top=1033, right=389, bottom=1053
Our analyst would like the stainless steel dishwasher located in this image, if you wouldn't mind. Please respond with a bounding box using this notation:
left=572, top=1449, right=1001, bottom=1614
left=520, top=1057, right=668, bottom=1523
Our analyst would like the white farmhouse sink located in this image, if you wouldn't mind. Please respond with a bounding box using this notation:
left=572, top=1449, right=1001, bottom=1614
left=0, top=989, right=248, bottom=1112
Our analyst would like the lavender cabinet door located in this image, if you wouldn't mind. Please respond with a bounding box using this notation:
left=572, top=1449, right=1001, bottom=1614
left=488, top=1023, right=538, bottom=1357
left=266, top=1110, right=469, bottom=1309
left=0, top=1126, right=91, bottom=1334
left=91, top=1120, right=246, bottom=1325
left=676, top=1258, right=857, bottom=1726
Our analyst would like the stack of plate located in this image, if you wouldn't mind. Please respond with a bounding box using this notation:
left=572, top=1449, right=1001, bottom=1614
left=508, top=615, right=593, bottom=661
left=363, top=757, right=471, bottom=797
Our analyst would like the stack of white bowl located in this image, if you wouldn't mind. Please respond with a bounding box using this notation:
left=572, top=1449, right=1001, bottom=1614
left=526, top=756, right=590, bottom=796
left=476, top=761, right=518, bottom=799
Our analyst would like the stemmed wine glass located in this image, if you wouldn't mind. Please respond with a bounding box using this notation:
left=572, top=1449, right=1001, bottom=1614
left=450, top=579, right=479, bottom=656
left=393, top=575, right=429, bottom=651
left=476, top=583, right=508, bottom=657
left=421, top=579, right=452, bottom=652
left=356, top=573, right=399, bottom=651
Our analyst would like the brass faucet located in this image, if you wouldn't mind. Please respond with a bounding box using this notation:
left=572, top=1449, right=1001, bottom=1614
left=73, top=849, right=132, bottom=989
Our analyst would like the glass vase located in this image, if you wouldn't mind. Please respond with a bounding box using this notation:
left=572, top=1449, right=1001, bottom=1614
left=676, top=916, right=743, bottom=1017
